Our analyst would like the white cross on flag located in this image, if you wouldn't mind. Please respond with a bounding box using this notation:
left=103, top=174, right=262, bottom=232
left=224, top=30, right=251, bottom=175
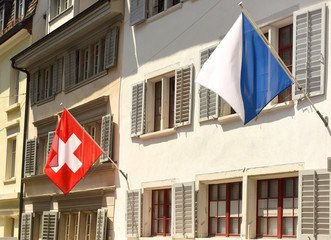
left=44, top=108, right=103, bottom=195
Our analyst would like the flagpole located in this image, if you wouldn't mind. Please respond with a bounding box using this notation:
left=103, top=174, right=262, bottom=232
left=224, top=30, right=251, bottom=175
left=63, top=107, right=128, bottom=181
left=239, top=2, right=328, bottom=127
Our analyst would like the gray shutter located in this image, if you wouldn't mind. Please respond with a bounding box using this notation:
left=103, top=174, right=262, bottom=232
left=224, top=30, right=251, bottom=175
left=57, top=57, right=63, bottom=93
left=64, top=51, right=76, bottom=89
left=30, top=71, right=38, bottom=105
left=104, top=26, right=119, bottom=69
left=100, top=114, right=113, bottom=163
left=47, top=131, right=55, bottom=159
left=172, top=182, right=195, bottom=238
left=21, top=213, right=33, bottom=240
left=131, top=82, right=145, bottom=137
left=300, top=170, right=330, bottom=240
left=24, top=138, right=37, bottom=176
left=199, top=47, right=219, bottom=121
left=41, top=211, right=58, bottom=240
left=293, top=3, right=326, bottom=99
left=175, top=65, right=193, bottom=127
left=126, top=190, right=141, bottom=237
left=130, top=0, right=146, bottom=26
left=52, top=62, right=58, bottom=95
left=96, top=209, right=108, bottom=240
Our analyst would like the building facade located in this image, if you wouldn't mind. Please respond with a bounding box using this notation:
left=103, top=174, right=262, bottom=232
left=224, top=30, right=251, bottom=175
left=0, top=0, right=37, bottom=238
left=115, top=0, right=331, bottom=240
left=12, top=0, right=124, bottom=239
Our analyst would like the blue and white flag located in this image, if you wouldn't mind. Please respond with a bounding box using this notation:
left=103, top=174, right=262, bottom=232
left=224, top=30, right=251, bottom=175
left=196, top=13, right=293, bottom=124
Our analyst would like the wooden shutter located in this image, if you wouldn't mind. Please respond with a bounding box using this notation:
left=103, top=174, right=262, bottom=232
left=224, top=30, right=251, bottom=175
left=300, top=170, right=330, bottom=240
left=293, top=3, right=326, bottom=99
left=30, top=71, right=38, bottom=105
left=24, top=138, right=37, bottom=176
left=41, top=211, right=58, bottom=240
left=47, top=131, right=55, bottom=159
left=57, top=57, right=63, bottom=93
left=104, top=26, right=119, bottom=69
left=131, top=82, right=145, bottom=137
left=21, top=213, right=33, bottom=240
left=126, top=190, right=141, bottom=237
left=130, top=0, right=146, bottom=26
left=100, top=114, right=113, bottom=163
left=52, top=61, right=58, bottom=95
left=64, top=50, right=76, bottom=89
left=172, top=182, right=195, bottom=238
left=96, top=209, right=108, bottom=240
left=199, top=47, right=219, bottom=121
left=175, top=65, right=193, bottom=127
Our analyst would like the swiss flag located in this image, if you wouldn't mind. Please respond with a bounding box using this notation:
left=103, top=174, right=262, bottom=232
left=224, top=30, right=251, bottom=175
left=44, top=108, right=103, bottom=195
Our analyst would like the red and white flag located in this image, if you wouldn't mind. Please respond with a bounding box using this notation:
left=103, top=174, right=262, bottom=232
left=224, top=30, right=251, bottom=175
left=45, top=108, right=103, bottom=195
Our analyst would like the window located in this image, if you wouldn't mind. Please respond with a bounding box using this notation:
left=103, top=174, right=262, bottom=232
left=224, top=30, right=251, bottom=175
left=257, top=177, right=298, bottom=238
left=9, top=70, right=20, bottom=104
left=0, top=6, right=4, bottom=32
left=51, top=0, right=72, bottom=18
left=150, top=0, right=181, bottom=16
left=209, top=182, right=242, bottom=237
left=6, top=138, right=16, bottom=180
left=16, top=0, right=24, bottom=19
left=152, top=189, right=171, bottom=236
left=278, top=24, right=292, bottom=103
left=131, top=65, right=193, bottom=137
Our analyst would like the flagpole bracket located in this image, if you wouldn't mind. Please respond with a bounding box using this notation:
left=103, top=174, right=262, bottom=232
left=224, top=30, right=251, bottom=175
left=317, top=111, right=328, bottom=127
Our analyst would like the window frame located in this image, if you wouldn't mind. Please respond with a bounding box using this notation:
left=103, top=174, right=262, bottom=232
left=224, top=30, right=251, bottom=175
left=0, top=6, right=4, bottom=32
left=149, top=0, right=181, bottom=17
left=6, top=137, right=17, bottom=180
left=151, top=188, right=172, bottom=236
left=16, top=0, right=25, bottom=19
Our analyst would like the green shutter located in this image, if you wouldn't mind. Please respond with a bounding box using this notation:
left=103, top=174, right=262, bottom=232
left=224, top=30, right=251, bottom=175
left=21, top=213, right=33, bottom=240
left=24, top=138, right=37, bottom=176
left=96, top=209, right=108, bottom=240
left=41, top=211, right=58, bottom=240
left=100, top=114, right=113, bottom=163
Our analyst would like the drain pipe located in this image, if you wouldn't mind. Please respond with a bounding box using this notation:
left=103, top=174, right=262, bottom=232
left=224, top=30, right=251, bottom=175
left=11, top=59, right=30, bottom=240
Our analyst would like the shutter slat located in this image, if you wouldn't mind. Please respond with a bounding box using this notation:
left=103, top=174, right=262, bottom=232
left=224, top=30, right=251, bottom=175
left=105, top=26, right=119, bottom=69
left=126, top=190, right=141, bottom=237
left=41, top=211, right=58, bottom=240
left=100, top=114, right=113, bottom=162
left=24, top=138, right=37, bottom=176
left=47, top=131, right=55, bottom=160
left=131, top=82, right=145, bottom=136
left=21, top=213, right=33, bottom=240
left=96, top=209, right=108, bottom=240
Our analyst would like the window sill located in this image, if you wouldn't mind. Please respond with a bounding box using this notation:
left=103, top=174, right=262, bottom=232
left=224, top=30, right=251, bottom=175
left=4, top=177, right=16, bottom=185
left=49, top=5, right=73, bottom=23
left=5, top=102, right=20, bottom=114
left=218, top=100, right=295, bottom=124
left=5, top=119, right=20, bottom=129
left=146, top=2, right=183, bottom=24
left=36, top=95, right=56, bottom=106
left=139, top=128, right=176, bottom=140
left=64, top=70, right=107, bottom=94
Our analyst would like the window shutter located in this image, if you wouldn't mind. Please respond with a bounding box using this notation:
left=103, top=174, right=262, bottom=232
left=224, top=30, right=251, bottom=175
left=175, top=65, right=193, bottom=127
left=96, top=209, right=108, bottom=240
left=52, top=61, right=58, bottom=95
left=130, top=0, right=146, bottom=26
left=131, top=82, right=145, bottom=137
left=104, top=26, right=119, bottom=69
left=30, top=71, right=38, bottom=105
left=100, top=114, right=113, bottom=163
left=199, top=47, right=219, bottom=121
left=24, top=138, right=37, bottom=176
left=126, top=190, right=141, bottom=237
left=300, top=170, right=330, bottom=239
left=64, top=51, right=76, bottom=89
left=41, top=211, right=58, bottom=240
left=172, top=182, right=195, bottom=238
left=56, top=57, right=63, bottom=93
left=20, top=213, right=33, bottom=240
left=47, top=131, right=55, bottom=159
left=293, top=3, right=326, bottom=99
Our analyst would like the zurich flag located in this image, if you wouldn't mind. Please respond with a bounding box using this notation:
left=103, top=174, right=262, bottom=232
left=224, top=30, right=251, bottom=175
left=196, top=13, right=293, bottom=124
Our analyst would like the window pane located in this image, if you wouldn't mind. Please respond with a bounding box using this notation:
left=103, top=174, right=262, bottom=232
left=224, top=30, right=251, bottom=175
left=269, top=180, right=278, bottom=198
left=158, top=205, right=164, bottom=217
left=154, top=81, right=162, bottom=131
left=231, top=183, right=239, bottom=200
left=294, top=178, right=298, bottom=197
left=230, top=218, right=239, bottom=234
left=153, top=220, right=157, bottom=234
left=169, top=77, right=175, bottom=128
left=268, top=218, right=278, bottom=235
left=218, top=201, right=226, bottom=217
left=167, top=205, right=171, bottom=218
left=258, top=199, right=267, bottom=216
left=210, top=185, right=218, bottom=201
left=283, top=217, right=293, bottom=235
left=279, top=25, right=292, bottom=47
left=153, top=191, right=158, bottom=204
left=284, top=178, right=294, bottom=197
left=259, top=181, right=268, bottom=198
left=258, top=217, right=267, bottom=235
left=210, top=218, right=217, bottom=234
left=230, top=200, right=239, bottom=217
left=283, top=198, right=294, bottom=216
left=294, top=217, right=298, bottom=235
left=294, top=198, right=298, bottom=216
left=218, top=218, right=226, bottom=234
left=167, top=189, right=171, bottom=203
left=166, top=220, right=171, bottom=234
left=159, top=190, right=164, bottom=204
left=153, top=205, right=158, bottom=218
left=210, top=202, right=217, bottom=217
left=268, top=199, right=278, bottom=216
left=280, top=50, right=291, bottom=66
left=158, top=220, right=163, bottom=233
left=219, top=184, right=226, bottom=200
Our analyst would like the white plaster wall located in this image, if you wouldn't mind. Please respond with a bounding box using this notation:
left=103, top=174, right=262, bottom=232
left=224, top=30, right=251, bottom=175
left=115, top=0, right=331, bottom=239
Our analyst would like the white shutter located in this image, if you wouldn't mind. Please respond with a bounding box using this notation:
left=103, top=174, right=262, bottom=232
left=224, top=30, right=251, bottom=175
left=126, top=190, right=141, bottom=237
left=24, top=138, right=37, bottom=176
left=172, top=182, right=195, bottom=238
left=175, top=65, right=193, bottom=127
left=21, top=213, right=33, bottom=240
left=100, top=114, right=113, bottom=163
left=96, top=209, right=108, bottom=240
left=47, top=131, right=55, bottom=159
left=130, top=0, right=146, bottom=26
left=131, top=82, right=145, bottom=137
left=104, top=26, right=119, bottom=69
left=41, top=211, right=58, bottom=240
left=293, top=3, right=326, bottom=99
left=300, top=170, right=330, bottom=240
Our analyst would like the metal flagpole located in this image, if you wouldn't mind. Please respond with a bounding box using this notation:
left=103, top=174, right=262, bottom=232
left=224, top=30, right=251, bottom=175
left=239, top=2, right=328, bottom=127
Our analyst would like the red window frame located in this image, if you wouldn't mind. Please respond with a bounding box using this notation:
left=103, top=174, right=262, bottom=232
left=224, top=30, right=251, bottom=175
left=151, top=189, right=171, bottom=236
left=278, top=24, right=293, bottom=102
left=257, top=177, right=298, bottom=238
left=154, top=81, right=162, bottom=131
left=208, top=182, right=242, bottom=237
